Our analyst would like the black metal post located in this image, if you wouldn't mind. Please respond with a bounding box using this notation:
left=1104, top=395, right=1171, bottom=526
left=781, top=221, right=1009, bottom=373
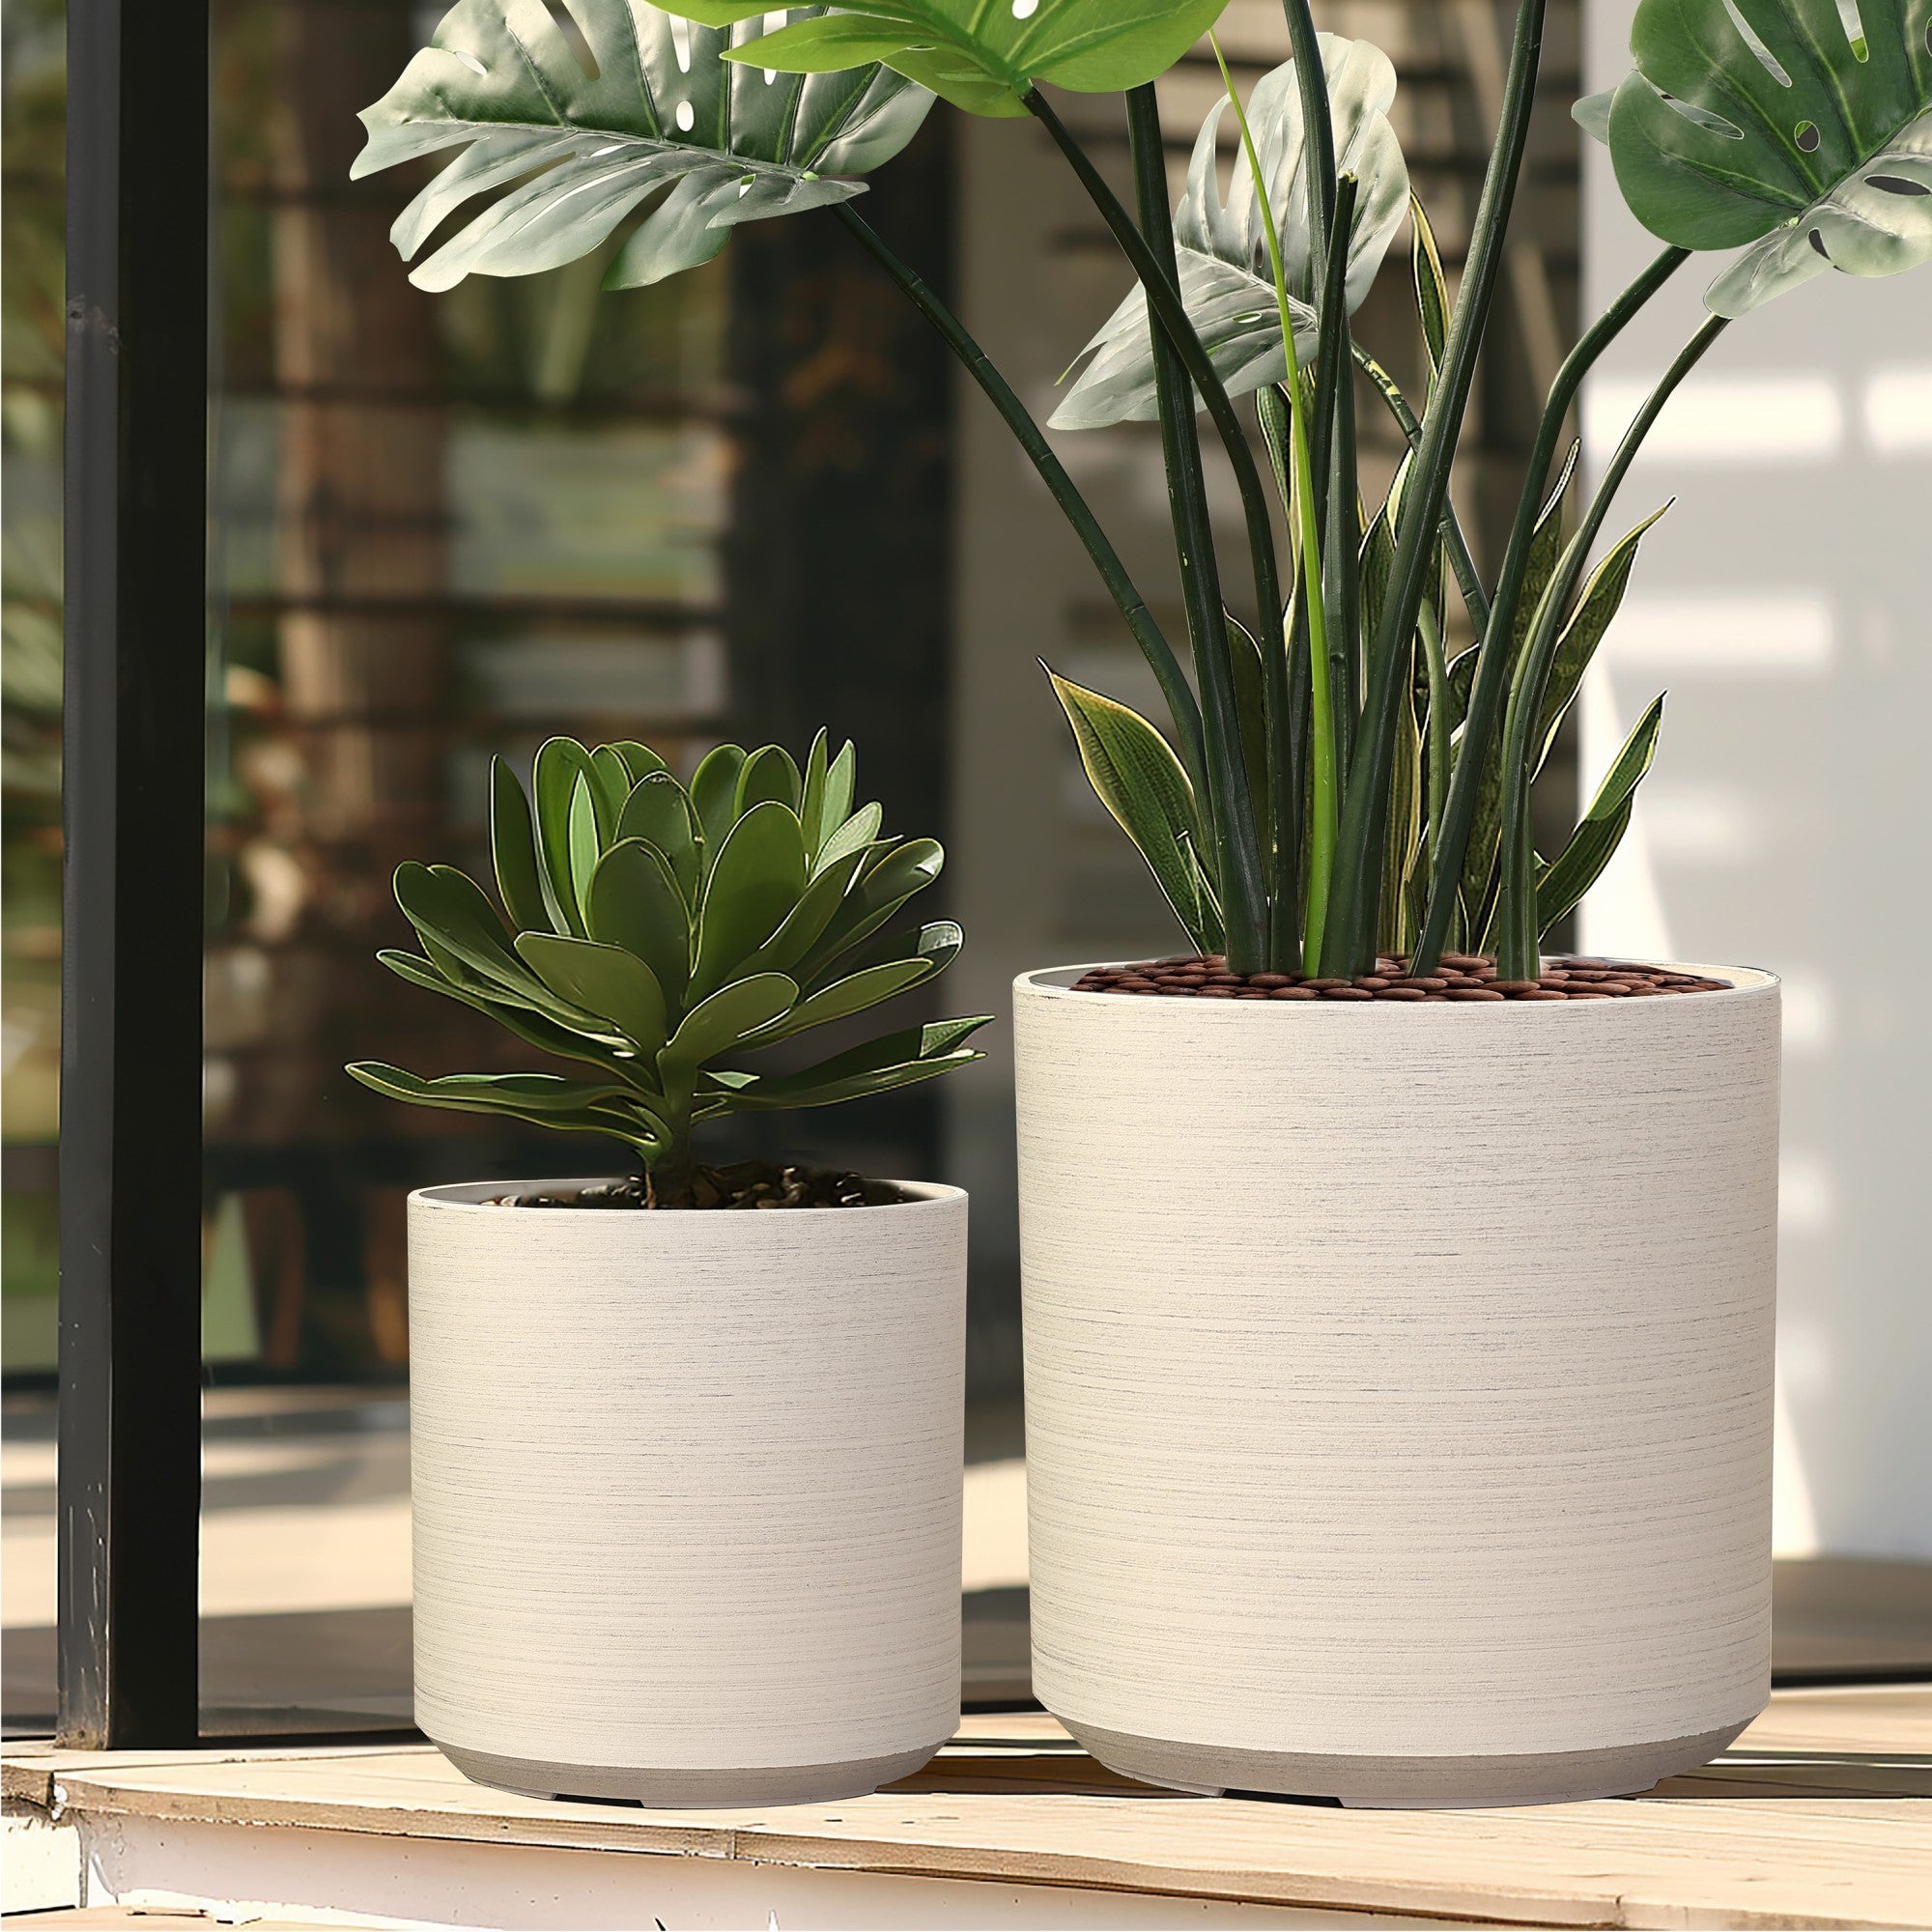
left=57, top=0, right=209, bottom=1747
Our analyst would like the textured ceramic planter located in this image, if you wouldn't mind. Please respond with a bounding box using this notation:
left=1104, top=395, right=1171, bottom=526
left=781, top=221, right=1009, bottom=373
left=408, top=1178, right=967, bottom=1806
left=1014, top=963, right=1779, bottom=1807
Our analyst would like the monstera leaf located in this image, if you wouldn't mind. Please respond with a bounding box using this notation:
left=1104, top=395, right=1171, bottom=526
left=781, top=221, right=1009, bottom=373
left=1578, top=0, right=1932, bottom=315
left=1050, top=36, right=1408, bottom=429
left=353, top=2, right=932, bottom=292
left=668, top=0, right=1229, bottom=117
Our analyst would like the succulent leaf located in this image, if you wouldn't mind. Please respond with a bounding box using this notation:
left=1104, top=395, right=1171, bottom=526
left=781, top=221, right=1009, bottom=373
left=585, top=840, right=693, bottom=1004
left=690, top=743, right=749, bottom=854
left=489, top=757, right=550, bottom=932
left=615, top=773, right=703, bottom=904
left=516, top=932, right=670, bottom=1052
left=691, top=801, right=810, bottom=998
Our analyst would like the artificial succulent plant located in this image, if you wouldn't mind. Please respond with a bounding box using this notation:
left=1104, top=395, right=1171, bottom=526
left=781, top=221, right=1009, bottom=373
left=347, top=733, right=989, bottom=1206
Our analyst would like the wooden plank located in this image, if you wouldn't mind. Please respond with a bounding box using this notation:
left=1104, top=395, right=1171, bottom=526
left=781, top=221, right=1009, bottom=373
left=9, top=1687, right=1928, bottom=1930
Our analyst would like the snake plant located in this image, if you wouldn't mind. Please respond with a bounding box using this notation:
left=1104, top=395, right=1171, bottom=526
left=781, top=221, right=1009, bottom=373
left=354, top=0, right=1930, bottom=982
left=347, top=735, right=989, bottom=1206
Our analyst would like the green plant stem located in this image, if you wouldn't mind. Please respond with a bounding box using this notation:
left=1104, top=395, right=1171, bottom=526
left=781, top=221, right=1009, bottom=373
left=1323, top=0, right=1548, bottom=977
left=1409, top=242, right=1689, bottom=975
left=1027, top=82, right=1280, bottom=965
left=1115, top=86, right=1267, bottom=969
left=1211, top=38, right=1314, bottom=962
left=1258, top=383, right=1310, bottom=968
left=1213, top=48, right=1334, bottom=971
left=1315, top=178, right=1361, bottom=799
left=1492, top=313, right=1729, bottom=979
left=1282, top=0, right=1338, bottom=536
left=1418, top=596, right=1451, bottom=879
left=1353, top=345, right=1490, bottom=634
left=1280, top=5, right=1337, bottom=341
left=831, top=203, right=1208, bottom=807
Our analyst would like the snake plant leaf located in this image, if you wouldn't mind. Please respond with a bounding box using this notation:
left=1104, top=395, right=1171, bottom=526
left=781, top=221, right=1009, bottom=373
left=714, top=1015, right=993, bottom=1110
left=1532, top=507, right=1667, bottom=777
left=1379, top=633, right=1423, bottom=955
left=585, top=838, right=693, bottom=1004
left=490, top=757, right=550, bottom=933
left=353, top=3, right=933, bottom=293
left=681, top=0, right=1231, bottom=119
left=1051, top=37, right=1408, bottom=428
left=662, top=972, right=800, bottom=1067
left=1224, top=614, right=1270, bottom=831
left=1579, top=0, right=1932, bottom=315
left=691, top=801, right=810, bottom=997
left=1409, top=191, right=1450, bottom=379
left=1046, top=667, right=1213, bottom=948
left=1455, top=442, right=1580, bottom=915
left=615, top=772, right=702, bottom=905
left=516, top=932, right=670, bottom=1051
left=1535, top=694, right=1666, bottom=934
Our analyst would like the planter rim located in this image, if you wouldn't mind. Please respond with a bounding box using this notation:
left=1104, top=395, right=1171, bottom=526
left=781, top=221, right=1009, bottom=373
left=1016, top=957, right=1777, bottom=1008
left=411, top=1177, right=965, bottom=1215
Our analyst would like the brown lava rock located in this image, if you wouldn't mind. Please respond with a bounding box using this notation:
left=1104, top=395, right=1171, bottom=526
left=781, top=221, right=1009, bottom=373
left=1070, top=953, right=1730, bottom=1003
left=496, top=1161, right=900, bottom=1210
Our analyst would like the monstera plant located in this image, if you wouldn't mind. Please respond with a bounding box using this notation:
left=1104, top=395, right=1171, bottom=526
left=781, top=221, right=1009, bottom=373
left=354, top=0, right=1931, bottom=984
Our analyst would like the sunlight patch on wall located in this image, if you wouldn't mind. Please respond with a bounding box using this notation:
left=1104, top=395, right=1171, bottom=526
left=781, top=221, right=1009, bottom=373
left=1584, top=374, right=1843, bottom=465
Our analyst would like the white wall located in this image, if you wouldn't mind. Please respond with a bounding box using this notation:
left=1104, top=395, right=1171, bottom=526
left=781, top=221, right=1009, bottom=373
left=1581, top=1, right=1932, bottom=1556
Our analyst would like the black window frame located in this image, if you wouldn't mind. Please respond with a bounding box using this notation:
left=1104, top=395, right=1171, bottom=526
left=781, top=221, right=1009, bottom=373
left=57, top=0, right=209, bottom=1747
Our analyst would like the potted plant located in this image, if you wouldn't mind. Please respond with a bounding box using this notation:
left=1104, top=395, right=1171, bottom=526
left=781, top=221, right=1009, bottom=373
left=354, top=0, right=1926, bottom=1804
left=347, top=733, right=989, bottom=1804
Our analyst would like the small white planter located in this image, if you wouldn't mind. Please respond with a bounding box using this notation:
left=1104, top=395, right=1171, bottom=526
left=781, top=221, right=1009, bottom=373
left=408, top=1179, right=967, bottom=1806
left=1014, top=964, right=1780, bottom=1807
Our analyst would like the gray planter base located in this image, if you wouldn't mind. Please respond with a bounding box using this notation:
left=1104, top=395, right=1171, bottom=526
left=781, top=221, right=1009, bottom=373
left=1067, top=1718, right=1751, bottom=1809
left=439, top=1739, right=946, bottom=1808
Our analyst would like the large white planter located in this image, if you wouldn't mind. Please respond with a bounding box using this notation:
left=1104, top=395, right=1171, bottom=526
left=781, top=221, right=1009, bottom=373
left=408, top=1179, right=967, bottom=1805
left=1014, top=964, right=1780, bottom=1806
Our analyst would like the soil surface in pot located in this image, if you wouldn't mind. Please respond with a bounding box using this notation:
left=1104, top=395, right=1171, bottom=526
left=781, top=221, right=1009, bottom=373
left=1070, top=953, right=1731, bottom=1002
left=492, top=1162, right=907, bottom=1210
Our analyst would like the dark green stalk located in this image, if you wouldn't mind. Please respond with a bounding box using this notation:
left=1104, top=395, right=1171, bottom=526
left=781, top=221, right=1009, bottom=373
left=1280, top=0, right=1337, bottom=282
left=1322, top=0, right=1548, bottom=976
left=1353, top=344, right=1491, bottom=635
left=1258, top=383, right=1307, bottom=969
left=832, top=203, right=1208, bottom=805
left=1409, top=242, right=1689, bottom=974
left=1316, top=176, right=1360, bottom=798
left=1030, top=84, right=1270, bottom=968
left=1492, top=314, right=1729, bottom=978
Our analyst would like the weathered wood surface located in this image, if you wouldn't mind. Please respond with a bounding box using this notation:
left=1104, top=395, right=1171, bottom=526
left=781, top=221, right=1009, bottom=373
left=7, top=1686, right=1928, bottom=1928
